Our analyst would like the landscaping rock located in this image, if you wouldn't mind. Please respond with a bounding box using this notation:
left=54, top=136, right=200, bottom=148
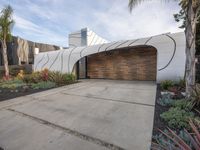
left=161, top=91, right=175, bottom=96
left=181, top=92, right=186, bottom=97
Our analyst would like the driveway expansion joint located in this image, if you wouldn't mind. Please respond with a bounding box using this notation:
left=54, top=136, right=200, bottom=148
left=61, top=92, right=155, bottom=107
left=7, top=108, right=125, bottom=150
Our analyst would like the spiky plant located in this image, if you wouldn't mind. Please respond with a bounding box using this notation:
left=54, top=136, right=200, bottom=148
left=152, top=119, right=200, bottom=150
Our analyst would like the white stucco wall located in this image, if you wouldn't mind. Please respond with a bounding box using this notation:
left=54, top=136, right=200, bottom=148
left=34, top=32, right=186, bottom=83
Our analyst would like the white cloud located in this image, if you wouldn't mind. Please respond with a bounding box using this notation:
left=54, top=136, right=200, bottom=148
left=90, top=0, right=183, bottom=41
left=13, top=15, right=41, bottom=33
left=0, top=0, right=183, bottom=47
left=13, top=14, right=67, bottom=46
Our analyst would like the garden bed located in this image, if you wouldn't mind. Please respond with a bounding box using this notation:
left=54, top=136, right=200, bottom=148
left=151, top=80, right=200, bottom=149
left=0, top=69, right=77, bottom=101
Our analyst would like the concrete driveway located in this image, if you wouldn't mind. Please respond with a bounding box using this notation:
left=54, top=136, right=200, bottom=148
left=0, top=79, right=156, bottom=150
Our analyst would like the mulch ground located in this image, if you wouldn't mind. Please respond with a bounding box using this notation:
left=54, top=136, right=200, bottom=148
left=0, top=87, right=54, bottom=102
left=152, top=84, right=169, bottom=136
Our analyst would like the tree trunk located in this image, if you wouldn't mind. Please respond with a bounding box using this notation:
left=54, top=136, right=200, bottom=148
left=1, top=40, right=9, bottom=77
left=185, top=0, right=197, bottom=97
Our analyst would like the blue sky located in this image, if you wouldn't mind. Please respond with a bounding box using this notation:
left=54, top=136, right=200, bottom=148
left=0, top=0, right=183, bottom=47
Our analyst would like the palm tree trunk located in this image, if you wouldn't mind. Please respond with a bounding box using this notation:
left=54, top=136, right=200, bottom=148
left=185, top=0, right=198, bottom=97
left=1, top=39, right=9, bottom=77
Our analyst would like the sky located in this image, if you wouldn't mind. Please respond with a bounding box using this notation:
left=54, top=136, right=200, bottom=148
left=0, top=0, right=183, bottom=47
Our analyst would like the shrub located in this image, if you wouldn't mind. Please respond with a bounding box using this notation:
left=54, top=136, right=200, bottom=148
left=157, top=94, right=192, bottom=109
left=23, top=72, right=41, bottom=83
left=160, top=80, right=174, bottom=90
left=65, top=73, right=76, bottom=82
left=172, top=99, right=193, bottom=111
left=9, top=67, right=20, bottom=76
left=22, top=70, right=48, bottom=83
left=48, top=71, right=75, bottom=85
left=40, top=68, right=49, bottom=81
left=0, top=79, right=26, bottom=89
left=23, top=69, right=76, bottom=86
left=31, top=81, right=56, bottom=89
left=48, top=71, right=65, bottom=85
left=160, top=107, right=194, bottom=129
left=63, top=73, right=76, bottom=84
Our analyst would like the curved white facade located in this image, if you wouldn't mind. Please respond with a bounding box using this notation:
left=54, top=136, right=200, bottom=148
left=34, top=32, right=186, bottom=82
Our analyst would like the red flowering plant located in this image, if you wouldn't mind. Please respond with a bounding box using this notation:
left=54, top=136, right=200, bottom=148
left=41, top=68, right=49, bottom=81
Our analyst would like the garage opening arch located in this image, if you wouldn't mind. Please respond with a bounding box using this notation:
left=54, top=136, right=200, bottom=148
left=76, top=45, right=158, bottom=81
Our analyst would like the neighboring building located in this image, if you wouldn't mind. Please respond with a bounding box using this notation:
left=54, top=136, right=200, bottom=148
left=68, top=28, right=108, bottom=47
left=34, top=28, right=186, bottom=83
left=0, top=36, right=60, bottom=66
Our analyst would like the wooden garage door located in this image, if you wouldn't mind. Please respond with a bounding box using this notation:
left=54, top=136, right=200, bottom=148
left=87, top=47, right=157, bottom=81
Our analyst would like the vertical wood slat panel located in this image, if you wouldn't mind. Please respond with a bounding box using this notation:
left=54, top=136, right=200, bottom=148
left=87, top=47, right=157, bottom=81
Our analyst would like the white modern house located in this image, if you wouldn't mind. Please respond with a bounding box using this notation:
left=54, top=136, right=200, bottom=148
left=34, top=28, right=186, bottom=83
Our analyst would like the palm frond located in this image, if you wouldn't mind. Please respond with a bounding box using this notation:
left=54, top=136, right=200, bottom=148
left=0, top=5, right=14, bottom=41
left=128, top=0, right=144, bottom=12
left=128, top=0, right=178, bottom=12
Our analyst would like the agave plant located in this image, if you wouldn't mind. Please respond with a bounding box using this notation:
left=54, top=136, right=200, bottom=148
left=152, top=119, right=200, bottom=150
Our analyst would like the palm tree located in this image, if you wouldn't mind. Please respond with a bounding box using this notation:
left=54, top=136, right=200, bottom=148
left=128, top=0, right=200, bottom=97
left=0, top=5, right=14, bottom=78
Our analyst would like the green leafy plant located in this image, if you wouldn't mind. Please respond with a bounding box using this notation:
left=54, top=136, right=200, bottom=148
left=23, top=72, right=42, bottom=83
left=160, top=80, right=174, bottom=90
left=176, top=78, right=186, bottom=89
left=48, top=71, right=65, bottom=85
left=0, top=79, right=26, bottom=89
left=160, top=107, right=195, bottom=129
left=9, top=67, right=19, bottom=76
left=31, top=81, right=56, bottom=89
left=172, top=99, right=193, bottom=111
left=48, top=71, right=75, bottom=85
left=157, top=94, right=193, bottom=110
left=65, top=73, right=76, bottom=82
